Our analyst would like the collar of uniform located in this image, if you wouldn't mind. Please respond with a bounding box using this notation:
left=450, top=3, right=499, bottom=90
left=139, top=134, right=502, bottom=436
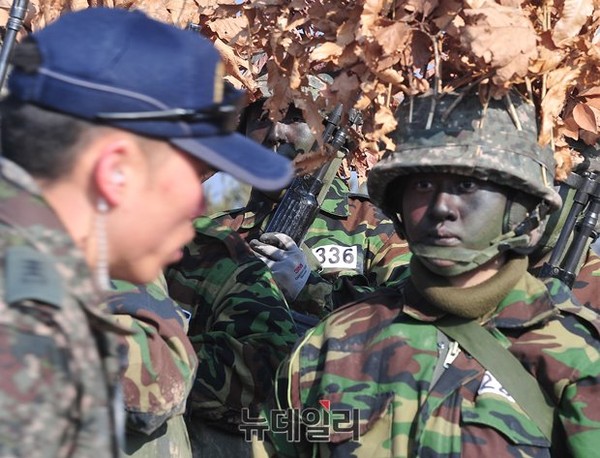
left=401, top=281, right=447, bottom=322
left=0, top=158, right=42, bottom=197
left=401, top=262, right=558, bottom=329
left=319, top=176, right=350, bottom=217
left=0, top=167, right=133, bottom=335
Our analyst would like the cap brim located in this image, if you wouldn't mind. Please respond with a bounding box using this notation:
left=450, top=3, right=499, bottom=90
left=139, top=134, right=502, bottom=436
left=171, top=133, right=294, bottom=191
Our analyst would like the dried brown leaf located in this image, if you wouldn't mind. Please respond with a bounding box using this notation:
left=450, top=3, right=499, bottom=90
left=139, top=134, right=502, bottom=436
left=554, top=145, right=578, bottom=181
left=460, top=4, right=537, bottom=86
left=539, top=66, right=581, bottom=145
left=16, top=0, right=600, bottom=177
left=552, top=0, right=594, bottom=47
left=572, top=102, right=598, bottom=133
left=560, top=116, right=581, bottom=140
left=329, top=71, right=361, bottom=95
left=212, top=38, right=255, bottom=91
left=309, top=42, right=345, bottom=62
left=206, top=15, right=247, bottom=43
left=528, top=31, right=565, bottom=74
left=579, top=87, right=600, bottom=97
left=373, top=21, right=410, bottom=55
left=361, top=0, right=388, bottom=30
left=584, top=96, right=600, bottom=110
left=580, top=130, right=600, bottom=145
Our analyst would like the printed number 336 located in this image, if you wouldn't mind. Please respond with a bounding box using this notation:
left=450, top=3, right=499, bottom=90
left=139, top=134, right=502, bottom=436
left=312, top=245, right=358, bottom=269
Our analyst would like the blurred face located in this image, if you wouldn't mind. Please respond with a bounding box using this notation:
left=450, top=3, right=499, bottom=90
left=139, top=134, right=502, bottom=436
left=399, top=173, right=508, bottom=269
left=108, top=141, right=206, bottom=284
left=245, top=104, right=316, bottom=159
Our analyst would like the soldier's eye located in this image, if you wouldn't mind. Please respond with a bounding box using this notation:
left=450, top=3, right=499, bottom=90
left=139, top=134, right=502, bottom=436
left=458, top=180, right=478, bottom=192
left=414, top=180, right=433, bottom=191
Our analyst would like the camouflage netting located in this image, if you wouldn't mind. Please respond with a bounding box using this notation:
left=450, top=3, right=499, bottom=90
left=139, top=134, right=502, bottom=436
left=3, top=0, right=600, bottom=182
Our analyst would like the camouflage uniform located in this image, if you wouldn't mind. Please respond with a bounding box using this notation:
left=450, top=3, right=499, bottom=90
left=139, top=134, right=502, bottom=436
left=530, top=248, right=600, bottom=313
left=255, top=92, right=600, bottom=456
left=212, top=176, right=411, bottom=317
left=165, top=217, right=298, bottom=455
left=0, top=158, right=127, bottom=457
left=569, top=250, right=600, bottom=310
left=258, top=265, right=600, bottom=457
left=528, top=181, right=600, bottom=312
left=108, top=274, right=198, bottom=457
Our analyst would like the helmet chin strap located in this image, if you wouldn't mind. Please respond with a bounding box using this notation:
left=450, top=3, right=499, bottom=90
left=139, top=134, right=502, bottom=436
left=410, top=233, right=529, bottom=276
left=410, top=203, right=548, bottom=277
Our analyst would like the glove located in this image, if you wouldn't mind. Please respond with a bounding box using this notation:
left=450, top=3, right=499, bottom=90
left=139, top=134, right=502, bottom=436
left=249, top=232, right=311, bottom=302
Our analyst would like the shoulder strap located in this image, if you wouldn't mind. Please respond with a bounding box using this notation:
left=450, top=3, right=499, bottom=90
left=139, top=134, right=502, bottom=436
left=435, top=315, right=554, bottom=441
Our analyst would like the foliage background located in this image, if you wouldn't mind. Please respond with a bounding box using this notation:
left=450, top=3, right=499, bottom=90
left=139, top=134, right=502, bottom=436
left=2, top=0, right=600, bottom=183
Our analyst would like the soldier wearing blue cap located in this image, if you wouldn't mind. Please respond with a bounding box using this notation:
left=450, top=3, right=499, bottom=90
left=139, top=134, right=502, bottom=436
left=0, top=7, right=293, bottom=458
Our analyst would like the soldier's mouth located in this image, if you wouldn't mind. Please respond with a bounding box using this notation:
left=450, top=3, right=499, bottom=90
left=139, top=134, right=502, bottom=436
left=426, top=231, right=461, bottom=246
left=431, top=237, right=460, bottom=246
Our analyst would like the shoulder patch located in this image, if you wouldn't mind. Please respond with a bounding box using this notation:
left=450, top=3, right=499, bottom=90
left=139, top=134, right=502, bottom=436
left=5, top=245, right=63, bottom=308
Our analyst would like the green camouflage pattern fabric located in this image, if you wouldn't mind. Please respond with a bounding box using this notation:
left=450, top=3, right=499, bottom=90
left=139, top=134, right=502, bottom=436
left=0, top=158, right=128, bottom=457
left=530, top=247, right=600, bottom=313
left=165, top=216, right=297, bottom=428
left=212, top=176, right=411, bottom=317
left=257, top=270, right=600, bottom=457
left=367, top=92, right=561, bottom=213
left=569, top=249, right=600, bottom=311
left=121, top=414, right=191, bottom=458
left=108, top=273, right=198, bottom=457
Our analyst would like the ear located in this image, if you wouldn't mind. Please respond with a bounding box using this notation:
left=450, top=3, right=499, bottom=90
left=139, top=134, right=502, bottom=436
left=92, top=137, right=138, bottom=207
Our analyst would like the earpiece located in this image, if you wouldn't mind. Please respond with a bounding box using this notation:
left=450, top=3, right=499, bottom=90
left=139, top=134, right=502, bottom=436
left=97, top=196, right=109, bottom=212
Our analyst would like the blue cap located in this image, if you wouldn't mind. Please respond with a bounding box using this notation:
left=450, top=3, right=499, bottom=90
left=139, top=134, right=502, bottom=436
left=7, top=7, right=294, bottom=191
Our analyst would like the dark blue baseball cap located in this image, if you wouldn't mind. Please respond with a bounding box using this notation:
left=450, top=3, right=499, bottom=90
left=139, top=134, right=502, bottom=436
left=7, top=7, right=294, bottom=191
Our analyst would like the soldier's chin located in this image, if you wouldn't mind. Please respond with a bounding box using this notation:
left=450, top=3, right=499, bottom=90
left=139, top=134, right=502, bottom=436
left=419, top=257, right=460, bottom=277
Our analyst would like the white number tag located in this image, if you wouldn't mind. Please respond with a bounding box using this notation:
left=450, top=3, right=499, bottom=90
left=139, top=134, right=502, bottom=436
left=477, top=371, right=515, bottom=402
left=312, top=245, right=358, bottom=269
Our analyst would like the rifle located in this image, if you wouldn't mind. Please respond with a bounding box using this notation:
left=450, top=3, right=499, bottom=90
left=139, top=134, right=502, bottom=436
left=538, top=159, right=600, bottom=288
left=264, top=103, right=362, bottom=245
left=0, top=0, right=28, bottom=90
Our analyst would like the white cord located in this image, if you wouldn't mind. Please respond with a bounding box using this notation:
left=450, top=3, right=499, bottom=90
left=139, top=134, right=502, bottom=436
left=95, top=197, right=110, bottom=290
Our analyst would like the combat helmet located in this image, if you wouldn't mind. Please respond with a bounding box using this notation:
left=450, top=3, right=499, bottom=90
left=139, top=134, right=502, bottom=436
left=367, top=90, right=562, bottom=276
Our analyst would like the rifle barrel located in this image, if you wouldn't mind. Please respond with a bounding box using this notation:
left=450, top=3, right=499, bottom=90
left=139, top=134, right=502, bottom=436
left=0, top=0, right=29, bottom=89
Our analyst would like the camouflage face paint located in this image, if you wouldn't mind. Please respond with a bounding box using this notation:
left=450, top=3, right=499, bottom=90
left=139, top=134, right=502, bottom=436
left=246, top=104, right=316, bottom=160
left=399, top=173, right=507, bottom=271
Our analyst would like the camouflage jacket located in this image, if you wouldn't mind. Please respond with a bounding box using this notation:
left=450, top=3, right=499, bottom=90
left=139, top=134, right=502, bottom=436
left=530, top=248, right=600, bottom=312
left=571, top=249, right=600, bottom=311
left=212, top=177, right=411, bottom=317
left=165, top=216, right=297, bottom=430
left=257, top=269, right=600, bottom=457
left=108, top=274, right=198, bottom=457
left=0, top=158, right=127, bottom=457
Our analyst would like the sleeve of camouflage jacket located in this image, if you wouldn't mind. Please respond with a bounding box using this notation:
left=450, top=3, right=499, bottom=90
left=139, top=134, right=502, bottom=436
left=108, top=274, right=198, bottom=435
left=165, top=217, right=298, bottom=430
